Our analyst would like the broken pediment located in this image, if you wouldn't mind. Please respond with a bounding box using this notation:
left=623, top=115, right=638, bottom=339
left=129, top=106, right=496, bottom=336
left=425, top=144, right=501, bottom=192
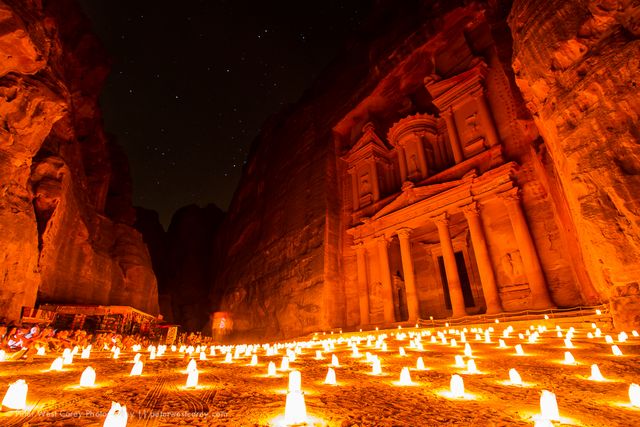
left=371, top=179, right=463, bottom=220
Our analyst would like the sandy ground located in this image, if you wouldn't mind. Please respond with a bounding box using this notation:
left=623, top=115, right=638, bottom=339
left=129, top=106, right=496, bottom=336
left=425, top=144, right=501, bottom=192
left=0, top=320, right=638, bottom=427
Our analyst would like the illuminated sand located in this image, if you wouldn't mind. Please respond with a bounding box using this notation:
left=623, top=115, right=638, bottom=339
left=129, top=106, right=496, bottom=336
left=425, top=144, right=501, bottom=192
left=0, top=321, right=638, bottom=426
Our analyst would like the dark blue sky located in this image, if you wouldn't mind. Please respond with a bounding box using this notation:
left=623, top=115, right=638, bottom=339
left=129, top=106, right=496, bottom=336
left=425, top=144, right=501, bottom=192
left=77, top=0, right=373, bottom=227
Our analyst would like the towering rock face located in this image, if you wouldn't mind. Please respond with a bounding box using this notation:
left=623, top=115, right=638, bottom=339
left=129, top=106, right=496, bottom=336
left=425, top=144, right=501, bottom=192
left=0, top=0, right=159, bottom=320
left=509, top=0, right=640, bottom=330
left=216, top=0, right=639, bottom=339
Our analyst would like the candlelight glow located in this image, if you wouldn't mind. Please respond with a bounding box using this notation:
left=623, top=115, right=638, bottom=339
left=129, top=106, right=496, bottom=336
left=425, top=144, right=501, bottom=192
left=280, top=356, right=289, bottom=371
left=630, top=383, right=640, bottom=407
left=288, top=370, right=302, bottom=392
left=250, top=354, right=258, bottom=366
left=268, top=361, right=277, bottom=376
left=49, top=357, right=63, bottom=371
left=80, top=367, right=96, bottom=387
left=186, top=368, right=198, bottom=388
left=455, top=355, right=465, bottom=368
left=1, top=379, right=27, bottom=410
left=563, top=351, right=576, bottom=365
left=508, top=368, right=522, bottom=385
left=36, top=347, right=45, bottom=356
left=103, top=401, right=128, bottom=427
left=611, top=345, right=623, bottom=356
left=130, top=361, right=143, bottom=376
left=224, top=352, right=233, bottom=363
left=371, top=357, right=382, bottom=375
left=539, top=390, right=560, bottom=421
left=589, top=364, right=604, bottom=381
left=450, top=374, right=465, bottom=398
left=331, top=354, right=339, bottom=367
left=324, top=367, right=336, bottom=385
left=284, top=387, right=307, bottom=425
left=416, top=357, right=426, bottom=371
left=398, top=367, right=412, bottom=385
left=465, top=359, right=479, bottom=374
left=514, top=344, right=525, bottom=356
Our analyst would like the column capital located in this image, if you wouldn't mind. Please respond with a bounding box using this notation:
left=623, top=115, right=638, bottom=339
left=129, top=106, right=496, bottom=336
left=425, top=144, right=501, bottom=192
left=351, top=242, right=366, bottom=253
left=461, top=201, right=480, bottom=218
left=498, top=188, right=521, bottom=205
left=396, top=228, right=413, bottom=239
left=375, top=235, right=391, bottom=246
left=432, top=212, right=449, bottom=227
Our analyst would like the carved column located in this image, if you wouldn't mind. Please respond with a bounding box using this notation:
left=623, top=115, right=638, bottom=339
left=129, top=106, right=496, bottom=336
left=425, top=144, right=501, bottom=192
left=369, top=159, right=381, bottom=201
left=397, top=147, right=408, bottom=183
left=354, top=243, right=370, bottom=325
left=442, top=110, right=464, bottom=164
left=416, top=135, right=429, bottom=179
left=500, top=189, right=556, bottom=309
left=397, top=228, right=420, bottom=322
left=462, top=202, right=503, bottom=314
left=434, top=213, right=467, bottom=317
left=474, top=92, right=500, bottom=147
left=348, top=168, right=359, bottom=211
left=376, top=235, right=396, bottom=324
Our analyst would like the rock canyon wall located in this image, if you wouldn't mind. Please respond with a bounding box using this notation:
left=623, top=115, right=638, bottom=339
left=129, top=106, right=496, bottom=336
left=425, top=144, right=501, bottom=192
left=0, top=0, right=159, bottom=320
left=215, top=0, right=640, bottom=339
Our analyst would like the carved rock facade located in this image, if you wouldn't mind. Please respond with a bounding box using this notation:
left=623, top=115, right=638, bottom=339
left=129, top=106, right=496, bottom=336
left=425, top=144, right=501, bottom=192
left=0, top=0, right=159, bottom=320
left=216, top=0, right=640, bottom=339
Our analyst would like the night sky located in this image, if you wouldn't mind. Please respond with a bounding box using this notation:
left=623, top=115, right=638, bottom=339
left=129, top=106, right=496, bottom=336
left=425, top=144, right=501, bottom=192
left=77, top=0, right=374, bottom=227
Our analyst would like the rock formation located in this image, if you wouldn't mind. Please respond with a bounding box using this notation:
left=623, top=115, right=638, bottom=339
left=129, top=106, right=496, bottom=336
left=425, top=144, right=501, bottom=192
left=136, top=204, right=224, bottom=331
left=509, top=0, right=640, bottom=330
left=0, top=0, right=159, bottom=320
left=214, top=0, right=640, bottom=339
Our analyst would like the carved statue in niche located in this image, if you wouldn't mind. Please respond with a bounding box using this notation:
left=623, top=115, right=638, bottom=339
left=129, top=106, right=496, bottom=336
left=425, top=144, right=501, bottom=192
left=464, top=112, right=480, bottom=140
left=501, top=250, right=524, bottom=283
left=360, top=172, right=371, bottom=195
left=410, top=153, right=420, bottom=177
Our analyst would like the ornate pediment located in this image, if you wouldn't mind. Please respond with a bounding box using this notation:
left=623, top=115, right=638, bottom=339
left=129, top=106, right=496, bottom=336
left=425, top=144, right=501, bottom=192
left=342, top=122, right=392, bottom=163
left=425, top=59, right=488, bottom=111
left=371, top=179, right=463, bottom=220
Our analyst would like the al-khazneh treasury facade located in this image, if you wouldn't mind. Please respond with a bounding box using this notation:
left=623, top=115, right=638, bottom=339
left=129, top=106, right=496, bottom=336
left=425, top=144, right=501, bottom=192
left=334, top=32, right=588, bottom=327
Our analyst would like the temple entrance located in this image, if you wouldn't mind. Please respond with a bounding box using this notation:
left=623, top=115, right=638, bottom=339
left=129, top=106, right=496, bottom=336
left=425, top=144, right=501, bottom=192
left=437, top=251, right=475, bottom=310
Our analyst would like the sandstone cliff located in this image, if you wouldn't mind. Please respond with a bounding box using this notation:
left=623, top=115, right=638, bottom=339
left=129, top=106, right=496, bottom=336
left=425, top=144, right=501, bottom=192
left=135, top=204, right=224, bottom=331
left=0, top=0, right=159, bottom=320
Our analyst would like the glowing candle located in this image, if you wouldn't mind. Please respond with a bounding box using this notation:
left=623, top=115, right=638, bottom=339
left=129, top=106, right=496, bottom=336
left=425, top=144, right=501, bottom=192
left=187, top=359, right=197, bottom=372
left=464, top=343, right=472, bottom=357
left=450, top=374, right=464, bottom=398
left=455, top=355, right=465, bottom=368
left=399, top=347, right=406, bottom=357
left=498, top=339, right=507, bottom=348
left=130, top=361, right=143, bottom=376
left=484, top=330, right=491, bottom=343
left=209, top=346, right=216, bottom=356
left=288, top=370, right=302, bottom=392
left=563, top=338, right=573, bottom=349
left=0, top=350, right=7, bottom=361
left=324, top=367, right=336, bottom=385
left=186, top=368, right=198, bottom=388
left=36, top=347, right=45, bottom=356
left=267, top=361, right=276, bottom=376
left=466, top=359, right=479, bottom=374
left=199, top=352, right=207, bottom=361
left=416, top=357, right=426, bottom=371
left=331, top=354, right=339, bottom=367
left=250, top=354, right=258, bottom=366
left=224, top=352, right=232, bottom=363
left=371, top=357, right=382, bottom=375
left=381, top=342, right=388, bottom=352
left=50, top=357, right=63, bottom=371
left=280, top=356, right=290, bottom=371
left=460, top=332, right=466, bottom=343
left=450, top=338, right=457, bottom=347
left=398, top=367, right=412, bottom=385
left=113, top=348, right=120, bottom=359
left=630, top=383, right=640, bottom=407
left=431, top=336, right=437, bottom=343
left=539, top=390, right=560, bottom=421
left=103, top=401, right=127, bottom=427
left=632, top=330, right=639, bottom=337
left=611, top=345, right=623, bottom=356
left=587, top=332, right=594, bottom=339
left=351, top=346, right=360, bottom=358
left=514, top=344, right=524, bottom=356
left=133, top=353, right=141, bottom=363
left=595, top=328, right=602, bottom=338
left=81, top=347, right=91, bottom=359
left=618, top=332, right=628, bottom=342
left=171, top=345, right=177, bottom=352
left=62, top=348, right=73, bottom=365
left=80, top=367, right=96, bottom=387
left=284, top=388, right=307, bottom=425
left=508, top=368, right=522, bottom=385
left=1, top=379, right=27, bottom=410
left=605, top=335, right=613, bottom=344
left=589, top=364, right=604, bottom=381
left=563, top=351, right=576, bottom=365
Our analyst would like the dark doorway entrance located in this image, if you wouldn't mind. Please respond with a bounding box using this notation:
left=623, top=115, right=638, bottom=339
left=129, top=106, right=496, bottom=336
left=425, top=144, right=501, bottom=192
left=437, top=251, right=475, bottom=309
